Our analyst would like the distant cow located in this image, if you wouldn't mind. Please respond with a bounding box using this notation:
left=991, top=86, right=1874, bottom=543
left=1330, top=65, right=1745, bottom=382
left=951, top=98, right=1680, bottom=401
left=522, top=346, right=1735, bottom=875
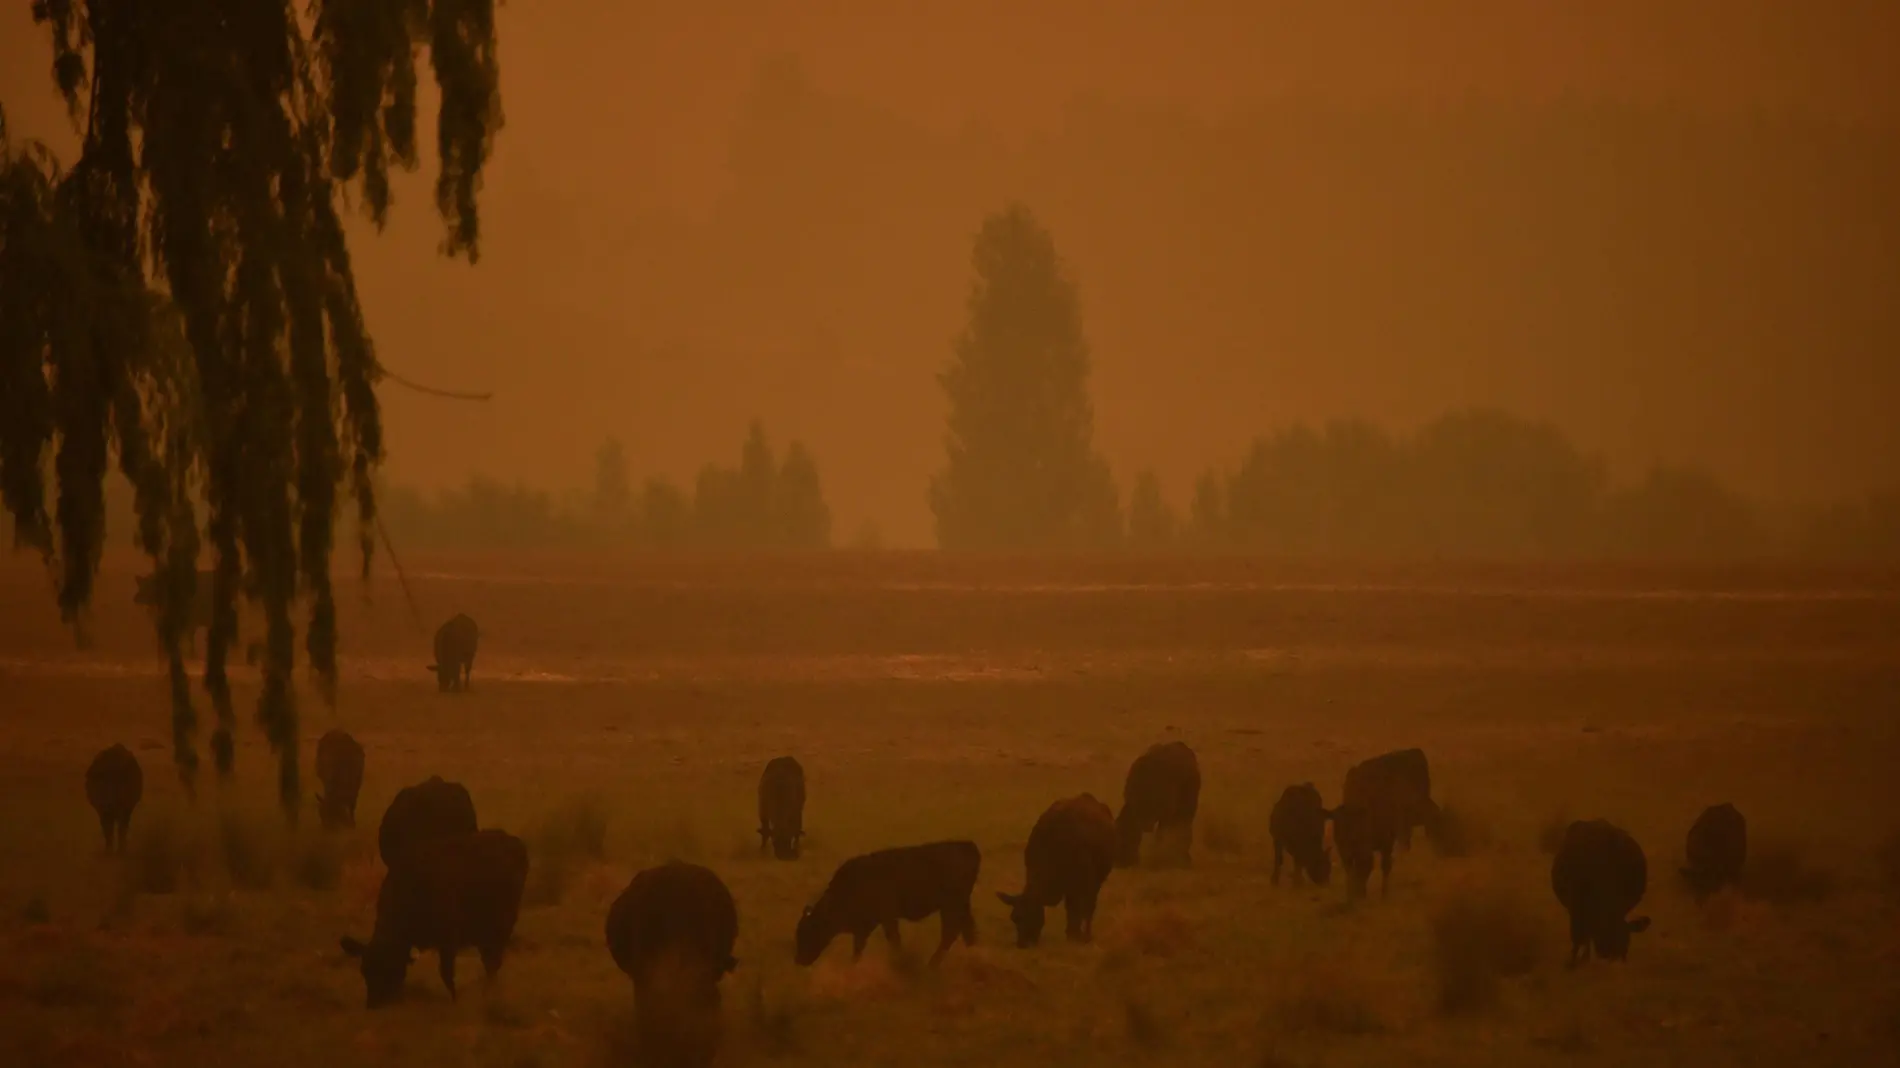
left=428, top=613, right=480, bottom=692
left=1115, top=741, right=1202, bottom=868
left=1269, top=782, right=1332, bottom=886
left=340, top=829, right=529, bottom=1007
left=378, top=776, right=478, bottom=873
left=1330, top=799, right=1397, bottom=899
left=1682, top=802, right=1747, bottom=902
left=1342, top=748, right=1439, bottom=851
left=997, top=793, right=1117, bottom=947
left=1550, top=819, right=1652, bottom=965
left=795, top=840, right=980, bottom=968
left=314, top=729, right=366, bottom=830
left=85, top=743, right=143, bottom=854
left=606, top=862, right=739, bottom=1068
left=757, top=756, right=807, bottom=860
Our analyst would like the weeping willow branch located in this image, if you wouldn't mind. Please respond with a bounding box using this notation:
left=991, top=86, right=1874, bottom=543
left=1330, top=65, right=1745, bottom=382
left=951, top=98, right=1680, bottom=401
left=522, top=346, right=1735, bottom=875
left=0, top=1, right=503, bottom=819
left=375, top=362, right=494, bottom=401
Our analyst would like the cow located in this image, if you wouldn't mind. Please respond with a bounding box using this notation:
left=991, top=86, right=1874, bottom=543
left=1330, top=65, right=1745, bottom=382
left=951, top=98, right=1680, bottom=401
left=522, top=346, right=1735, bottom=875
left=1330, top=799, right=1397, bottom=899
left=428, top=613, right=480, bottom=693
left=795, top=840, right=980, bottom=968
left=606, top=862, right=739, bottom=1068
left=340, top=829, right=529, bottom=1008
left=377, top=776, right=478, bottom=873
left=1115, top=741, right=1202, bottom=868
left=757, top=756, right=807, bottom=860
left=314, top=729, right=366, bottom=831
left=997, top=793, right=1117, bottom=947
left=1269, top=782, right=1332, bottom=886
left=1550, top=819, right=1652, bottom=965
left=1681, top=802, right=1747, bottom=902
left=1342, top=747, right=1440, bottom=851
left=85, top=743, right=143, bottom=854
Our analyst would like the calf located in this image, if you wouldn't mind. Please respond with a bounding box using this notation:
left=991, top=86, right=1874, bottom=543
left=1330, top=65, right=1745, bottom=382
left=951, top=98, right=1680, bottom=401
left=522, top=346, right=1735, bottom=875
left=314, top=729, right=366, bottom=830
left=1681, top=802, right=1747, bottom=902
left=1330, top=800, right=1397, bottom=899
left=85, top=743, right=143, bottom=854
left=997, top=793, right=1117, bottom=947
left=606, top=862, right=739, bottom=1068
left=340, top=829, right=529, bottom=1007
left=1115, top=741, right=1202, bottom=868
left=757, top=756, right=807, bottom=860
left=795, top=840, right=980, bottom=967
left=1269, top=782, right=1332, bottom=886
left=378, top=776, right=478, bottom=873
left=1550, top=819, right=1651, bottom=965
left=1342, top=747, right=1439, bottom=851
left=428, top=613, right=480, bottom=692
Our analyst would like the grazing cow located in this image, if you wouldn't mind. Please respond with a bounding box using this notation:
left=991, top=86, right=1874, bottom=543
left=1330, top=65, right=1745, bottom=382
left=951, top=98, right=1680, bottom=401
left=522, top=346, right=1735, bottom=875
left=1330, top=800, right=1397, bottom=899
left=1269, top=782, right=1332, bottom=886
left=85, top=743, right=143, bottom=854
left=1550, top=819, right=1652, bottom=965
left=997, top=793, right=1117, bottom=947
left=1682, top=802, right=1747, bottom=901
left=314, top=729, right=366, bottom=830
left=377, top=776, right=478, bottom=873
left=1115, top=741, right=1202, bottom=868
left=757, top=756, right=807, bottom=860
left=1342, top=747, right=1440, bottom=851
left=795, top=840, right=980, bottom=967
left=340, top=829, right=529, bottom=1008
left=428, top=613, right=480, bottom=693
left=606, top=863, right=739, bottom=1068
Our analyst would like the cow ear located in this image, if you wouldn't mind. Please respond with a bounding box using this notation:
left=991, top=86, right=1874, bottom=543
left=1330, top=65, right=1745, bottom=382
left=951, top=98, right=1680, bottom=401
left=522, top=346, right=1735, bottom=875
left=996, top=891, right=1020, bottom=906
left=1626, top=916, right=1652, bottom=934
left=340, top=937, right=366, bottom=957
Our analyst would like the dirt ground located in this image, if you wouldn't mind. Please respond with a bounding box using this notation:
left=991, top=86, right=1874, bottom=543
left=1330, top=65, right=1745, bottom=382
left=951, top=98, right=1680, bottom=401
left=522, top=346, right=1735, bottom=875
left=2, top=550, right=1898, bottom=1067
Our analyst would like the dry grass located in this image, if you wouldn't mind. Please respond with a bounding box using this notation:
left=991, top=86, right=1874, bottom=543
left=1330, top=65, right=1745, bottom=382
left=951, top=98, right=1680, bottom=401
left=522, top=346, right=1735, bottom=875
left=1427, top=802, right=1493, bottom=859
left=1739, top=837, right=1838, bottom=905
left=1, top=552, right=1896, bottom=1067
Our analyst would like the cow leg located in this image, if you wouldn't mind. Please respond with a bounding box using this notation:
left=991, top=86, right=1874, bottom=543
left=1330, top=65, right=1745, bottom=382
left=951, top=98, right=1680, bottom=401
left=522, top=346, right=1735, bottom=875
left=1067, top=890, right=1096, bottom=943
left=1398, top=823, right=1414, bottom=851
left=850, top=929, right=870, bottom=961
left=1378, top=848, right=1393, bottom=899
left=117, top=817, right=131, bottom=853
left=439, top=949, right=459, bottom=1000
left=930, top=908, right=967, bottom=966
left=98, top=812, right=115, bottom=854
left=881, top=918, right=902, bottom=952
left=479, top=942, right=505, bottom=979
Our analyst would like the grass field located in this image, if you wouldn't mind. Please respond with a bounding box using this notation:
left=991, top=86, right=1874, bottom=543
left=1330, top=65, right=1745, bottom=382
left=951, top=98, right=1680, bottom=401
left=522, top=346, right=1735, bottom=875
left=2, top=550, right=1898, bottom=1067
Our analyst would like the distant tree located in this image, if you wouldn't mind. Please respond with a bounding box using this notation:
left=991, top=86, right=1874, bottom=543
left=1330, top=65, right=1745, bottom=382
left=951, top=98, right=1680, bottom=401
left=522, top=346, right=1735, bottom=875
left=930, top=204, right=1120, bottom=549
left=639, top=478, right=691, bottom=548
left=592, top=439, right=633, bottom=529
left=1126, top=471, right=1176, bottom=548
left=0, top=2, right=503, bottom=813
left=773, top=442, right=832, bottom=548
left=1188, top=469, right=1226, bottom=546
left=1601, top=466, right=1762, bottom=559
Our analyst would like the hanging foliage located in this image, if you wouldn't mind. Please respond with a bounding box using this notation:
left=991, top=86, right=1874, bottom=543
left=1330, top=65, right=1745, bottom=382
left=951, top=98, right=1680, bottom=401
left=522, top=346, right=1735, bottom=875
left=0, top=0, right=502, bottom=817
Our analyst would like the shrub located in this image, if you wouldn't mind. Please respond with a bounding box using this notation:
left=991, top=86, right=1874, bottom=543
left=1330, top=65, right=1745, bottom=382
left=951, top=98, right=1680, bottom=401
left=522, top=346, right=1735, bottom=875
left=522, top=849, right=573, bottom=908
left=1429, top=885, right=1543, bottom=1013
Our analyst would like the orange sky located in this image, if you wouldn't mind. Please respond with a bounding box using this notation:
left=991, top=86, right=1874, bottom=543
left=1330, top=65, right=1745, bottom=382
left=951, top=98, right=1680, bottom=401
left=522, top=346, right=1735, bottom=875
left=3, top=1, right=1897, bottom=544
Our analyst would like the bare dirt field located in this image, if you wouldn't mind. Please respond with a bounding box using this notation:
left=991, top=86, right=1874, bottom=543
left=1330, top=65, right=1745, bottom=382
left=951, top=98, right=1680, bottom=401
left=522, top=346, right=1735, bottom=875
left=3, top=550, right=1899, bottom=1067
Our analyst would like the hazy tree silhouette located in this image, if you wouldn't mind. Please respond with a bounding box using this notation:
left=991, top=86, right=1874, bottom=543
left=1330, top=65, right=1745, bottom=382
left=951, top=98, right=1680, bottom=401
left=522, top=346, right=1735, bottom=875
left=931, top=204, right=1120, bottom=549
left=1126, top=471, right=1176, bottom=548
left=693, top=420, right=831, bottom=549
left=593, top=438, right=633, bottom=530
left=0, top=2, right=502, bottom=814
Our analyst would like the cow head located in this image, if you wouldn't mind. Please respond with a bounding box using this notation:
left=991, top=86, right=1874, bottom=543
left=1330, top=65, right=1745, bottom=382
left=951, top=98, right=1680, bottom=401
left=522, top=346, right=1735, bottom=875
left=770, top=827, right=803, bottom=861
left=427, top=661, right=457, bottom=691
left=792, top=904, right=833, bottom=966
left=1593, top=915, right=1651, bottom=961
left=340, top=936, right=415, bottom=1008
left=995, top=891, right=1046, bottom=947
left=1302, top=844, right=1334, bottom=885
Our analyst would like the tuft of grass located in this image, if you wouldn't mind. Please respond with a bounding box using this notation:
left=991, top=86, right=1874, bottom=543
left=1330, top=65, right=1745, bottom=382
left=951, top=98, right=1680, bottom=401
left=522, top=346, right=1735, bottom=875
left=20, top=894, right=50, bottom=925
left=123, top=813, right=195, bottom=895
left=217, top=808, right=278, bottom=891
left=290, top=833, right=345, bottom=892
left=1199, top=811, right=1245, bottom=856
left=1428, top=803, right=1493, bottom=858
left=1124, top=996, right=1173, bottom=1050
left=1428, top=883, right=1544, bottom=1014
left=535, top=791, right=612, bottom=862
left=1273, top=960, right=1386, bottom=1036
left=1739, top=837, right=1836, bottom=905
